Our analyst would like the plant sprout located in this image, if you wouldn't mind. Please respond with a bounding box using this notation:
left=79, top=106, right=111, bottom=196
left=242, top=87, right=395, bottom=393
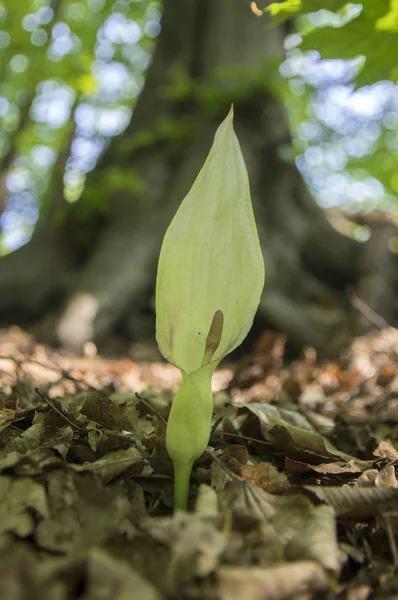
left=155, top=107, right=265, bottom=510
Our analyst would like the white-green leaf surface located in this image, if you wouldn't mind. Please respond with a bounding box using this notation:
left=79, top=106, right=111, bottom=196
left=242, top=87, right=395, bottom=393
left=156, top=109, right=265, bottom=374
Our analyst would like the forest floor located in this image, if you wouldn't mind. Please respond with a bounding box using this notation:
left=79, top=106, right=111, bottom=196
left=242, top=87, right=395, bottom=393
left=0, top=325, right=397, bottom=600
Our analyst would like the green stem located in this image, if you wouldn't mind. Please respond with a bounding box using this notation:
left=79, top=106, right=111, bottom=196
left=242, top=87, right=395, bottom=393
left=173, top=460, right=194, bottom=511
left=166, top=363, right=218, bottom=511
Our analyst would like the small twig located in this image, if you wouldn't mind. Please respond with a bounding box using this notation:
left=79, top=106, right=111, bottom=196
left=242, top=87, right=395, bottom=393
left=347, top=286, right=389, bottom=330
left=135, top=392, right=167, bottom=425
left=35, top=388, right=84, bottom=431
left=38, top=375, right=68, bottom=394
left=221, top=431, right=271, bottom=446
left=59, top=370, right=100, bottom=391
left=211, top=415, right=224, bottom=437
left=383, top=513, right=398, bottom=572
left=76, top=457, right=143, bottom=472
left=205, top=448, right=242, bottom=481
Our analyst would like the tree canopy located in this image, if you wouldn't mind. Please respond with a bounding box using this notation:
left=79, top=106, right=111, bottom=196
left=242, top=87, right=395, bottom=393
left=271, top=0, right=398, bottom=212
left=0, top=0, right=160, bottom=251
left=1, top=0, right=397, bottom=255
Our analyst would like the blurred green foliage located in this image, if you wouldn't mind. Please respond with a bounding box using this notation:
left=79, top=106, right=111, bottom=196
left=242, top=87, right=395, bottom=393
left=0, top=0, right=159, bottom=251
left=299, top=1, right=398, bottom=85
left=268, top=1, right=398, bottom=211
left=1, top=0, right=397, bottom=252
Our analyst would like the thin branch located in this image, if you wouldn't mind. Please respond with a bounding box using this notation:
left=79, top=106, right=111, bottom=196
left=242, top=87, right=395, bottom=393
left=347, top=286, right=389, bottom=330
left=35, top=387, right=84, bottom=430
left=135, top=392, right=167, bottom=425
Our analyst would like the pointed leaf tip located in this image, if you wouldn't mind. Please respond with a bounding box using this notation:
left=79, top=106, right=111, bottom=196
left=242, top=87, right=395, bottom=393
left=155, top=108, right=264, bottom=373
left=227, top=105, right=234, bottom=120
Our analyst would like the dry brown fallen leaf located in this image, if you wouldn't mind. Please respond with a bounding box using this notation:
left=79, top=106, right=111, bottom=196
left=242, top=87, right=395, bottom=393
left=217, top=561, right=329, bottom=600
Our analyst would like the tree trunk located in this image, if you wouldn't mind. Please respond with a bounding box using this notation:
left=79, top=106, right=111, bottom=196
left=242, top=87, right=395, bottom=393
left=0, top=0, right=396, bottom=356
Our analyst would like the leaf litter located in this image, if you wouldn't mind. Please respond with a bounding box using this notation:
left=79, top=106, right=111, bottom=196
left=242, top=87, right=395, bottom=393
left=0, top=326, right=397, bottom=598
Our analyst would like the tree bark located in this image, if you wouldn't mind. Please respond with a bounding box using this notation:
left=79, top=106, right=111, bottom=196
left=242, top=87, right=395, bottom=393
left=0, top=0, right=396, bottom=355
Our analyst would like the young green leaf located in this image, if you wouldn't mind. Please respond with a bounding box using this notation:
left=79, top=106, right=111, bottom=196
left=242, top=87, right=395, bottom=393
left=155, top=108, right=265, bottom=510
left=156, top=108, right=265, bottom=375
